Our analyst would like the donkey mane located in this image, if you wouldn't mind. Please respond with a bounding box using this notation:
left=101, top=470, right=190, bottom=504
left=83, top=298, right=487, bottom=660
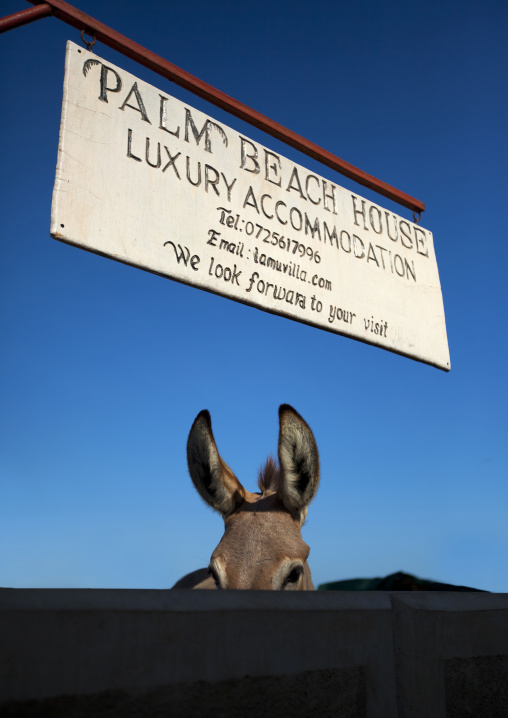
left=257, top=456, right=280, bottom=494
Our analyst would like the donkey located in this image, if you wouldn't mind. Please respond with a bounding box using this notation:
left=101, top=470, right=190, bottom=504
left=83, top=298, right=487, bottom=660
left=173, top=404, right=320, bottom=590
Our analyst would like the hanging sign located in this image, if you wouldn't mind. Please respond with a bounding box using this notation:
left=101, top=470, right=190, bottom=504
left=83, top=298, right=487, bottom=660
left=52, top=41, right=450, bottom=370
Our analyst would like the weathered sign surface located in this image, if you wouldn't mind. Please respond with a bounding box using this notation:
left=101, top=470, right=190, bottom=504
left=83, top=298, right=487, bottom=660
left=52, top=41, right=450, bottom=370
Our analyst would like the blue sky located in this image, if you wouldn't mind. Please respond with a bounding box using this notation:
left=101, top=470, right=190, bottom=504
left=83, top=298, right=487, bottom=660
left=1, top=0, right=507, bottom=591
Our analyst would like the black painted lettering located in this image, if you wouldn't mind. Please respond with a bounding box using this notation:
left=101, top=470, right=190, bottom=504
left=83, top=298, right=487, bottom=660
left=353, top=234, right=365, bottom=258
left=275, top=201, right=288, bottom=225
left=394, top=253, right=405, bottom=276
left=286, top=167, right=307, bottom=200
left=243, top=186, right=260, bottom=213
left=145, top=137, right=161, bottom=168
left=310, top=295, right=322, bottom=312
left=312, top=275, right=332, bottom=291
left=369, top=206, right=383, bottom=234
left=163, top=241, right=200, bottom=270
left=162, top=148, right=181, bottom=177
left=296, top=293, right=306, bottom=309
left=340, top=230, right=352, bottom=253
left=240, top=137, right=260, bottom=173
left=231, top=265, right=241, bottom=285
left=305, top=175, right=321, bottom=205
left=323, top=222, right=338, bottom=248
left=260, top=194, right=274, bottom=219
left=330, top=306, right=356, bottom=325
left=221, top=173, right=237, bottom=202
left=89, top=62, right=122, bottom=103
left=405, top=258, right=416, bottom=281
left=385, top=212, right=399, bottom=241
left=363, top=315, right=386, bottom=335
left=414, top=227, right=429, bottom=257
left=367, top=243, right=380, bottom=267
left=207, top=229, right=220, bottom=246
left=290, top=207, right=303, bottom=232
left=159, top=95, right=180, bottom=137
left=246, top=271, right=259, bottom=293
left=265, top=150, right=282, bottom=186
left=204, top=164, right=220, bottom=196
left=399, top=220, right=413, bottom=249
left=127, top=129, right=142, bottom=162
left=186, top=157, right=201, bottom=186
left=375, top=245, right=388, bottom=269
left=322, top=181, right=337, bottom=214
left=184, top=108, right=228, bottom=153
left=217, top=207, right=231, bottom=225
left=305, top=214, right=321, bottom=241
left=352, top=195, right=368, bottom=230
left=119, top=82, right=151, bottom=123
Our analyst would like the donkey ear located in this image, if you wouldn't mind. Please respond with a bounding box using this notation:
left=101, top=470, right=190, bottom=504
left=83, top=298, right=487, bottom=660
left=277, top=405, right=320, bottom=524
left=187, top=410, right=246, bottom=518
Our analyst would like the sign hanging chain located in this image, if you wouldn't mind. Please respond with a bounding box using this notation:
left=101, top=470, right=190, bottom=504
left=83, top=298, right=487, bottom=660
left=80, top=28, right=96, bottom=52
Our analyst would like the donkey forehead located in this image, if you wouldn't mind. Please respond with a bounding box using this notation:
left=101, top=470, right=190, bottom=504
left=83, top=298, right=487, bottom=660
left=212, top=492, right=310, bottom=562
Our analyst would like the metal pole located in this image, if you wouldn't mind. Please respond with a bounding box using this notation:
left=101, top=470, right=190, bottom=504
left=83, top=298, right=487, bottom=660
left=21, top=0, right=424, bottom=214
left=0, top=4, right=52, bottom=33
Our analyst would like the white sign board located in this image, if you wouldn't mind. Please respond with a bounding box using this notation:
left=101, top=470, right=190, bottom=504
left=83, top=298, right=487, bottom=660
left=52, top=42, right=450, bottom=370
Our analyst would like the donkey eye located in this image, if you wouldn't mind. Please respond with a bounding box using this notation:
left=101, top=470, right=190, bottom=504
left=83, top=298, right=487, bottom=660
left=283, top=566, right=302, bottom=589
left=208, top=566, right=221, bottom=588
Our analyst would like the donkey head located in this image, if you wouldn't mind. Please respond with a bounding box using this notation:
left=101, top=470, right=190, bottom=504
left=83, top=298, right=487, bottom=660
left=186, top=404, right=319, bottom=590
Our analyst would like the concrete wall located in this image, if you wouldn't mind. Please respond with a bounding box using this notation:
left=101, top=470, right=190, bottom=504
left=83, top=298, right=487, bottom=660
left=1, top=589, right=507, bottom=717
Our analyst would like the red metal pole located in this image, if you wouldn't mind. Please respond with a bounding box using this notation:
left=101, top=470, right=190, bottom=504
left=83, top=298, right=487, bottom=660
left=0, top=4, right=52, bottom=33
left=24, top=0, right=424, bottom=214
